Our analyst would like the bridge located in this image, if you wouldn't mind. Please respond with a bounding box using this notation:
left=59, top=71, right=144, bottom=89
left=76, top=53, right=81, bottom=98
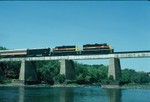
left=0, top=50, right=150, bottom=84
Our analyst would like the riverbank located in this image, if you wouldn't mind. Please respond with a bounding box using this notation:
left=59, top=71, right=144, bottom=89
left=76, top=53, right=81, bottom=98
left=121, top=83, right=150, bottom=89
left=101, top=83, right=150, bottom=89
left=0, top=83, right=95, bottom=88
left=0, top=83, right=150, bottom=89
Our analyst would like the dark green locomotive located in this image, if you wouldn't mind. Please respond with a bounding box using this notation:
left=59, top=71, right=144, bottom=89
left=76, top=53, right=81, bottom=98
left=27, top=48, right=50, bottom=56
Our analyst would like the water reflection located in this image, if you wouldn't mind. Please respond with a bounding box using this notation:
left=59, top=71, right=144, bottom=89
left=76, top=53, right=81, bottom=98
left=19, top=87, right=24, bottom=102
left=0, top=86, right=149, bottom=102
left=59, top=88, right=74, bottom=102
left=0, top=87, right=122, bottom=102
left=17, top=87, right=74, bottom=102
left=107, top=89, right=122, bottom=102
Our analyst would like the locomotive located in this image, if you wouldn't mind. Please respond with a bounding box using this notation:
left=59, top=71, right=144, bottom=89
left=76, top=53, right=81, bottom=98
left=0, top=43, right=113, bottom=57
left=27, top=48, right=50, bottom=56
left=82, top=43, right=113, bottom=54
left=52, top=45, right=78, bottom=55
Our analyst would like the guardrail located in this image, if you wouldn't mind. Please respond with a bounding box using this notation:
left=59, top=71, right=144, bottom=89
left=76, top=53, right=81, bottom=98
left=0, top=51, right=150, bottom=62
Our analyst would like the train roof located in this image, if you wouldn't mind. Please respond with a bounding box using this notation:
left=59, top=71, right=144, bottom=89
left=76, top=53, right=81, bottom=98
left=27, top=47, right=50, bottom=50
left=55, top=45, right=76, bottom=48
left=0, top=49, right=27, bottom=52
left=0, top=47, right=50, bottom=53
left=83, top=43, right=108, bottom=47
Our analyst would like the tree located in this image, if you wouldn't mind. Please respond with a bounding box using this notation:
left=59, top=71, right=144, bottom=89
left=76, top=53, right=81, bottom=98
left=0, top=46, right=7, bottom=50
left=0, top=47, right=6, bottom=83
left=133, top=71, right=150, bottom=83
left=0, top=64, right=4, bottom=83
left=35, top=60, right=60, bottom=84
left=55, top=74, right=65, bottom=84
left=74, top=62, right=89, bottom=84
left=74, top=62, right=109, bottom=84
left=121, top=68, right=135, bottom=84
left=97, top=65, right=108, bottom=82
left=121, top=68, right=150, bottom=84
left=0, top=46, right=7, bottom=59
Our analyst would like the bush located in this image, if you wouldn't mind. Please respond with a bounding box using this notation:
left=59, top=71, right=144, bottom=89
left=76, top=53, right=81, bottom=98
left=55, top=74, right=65, bottom=84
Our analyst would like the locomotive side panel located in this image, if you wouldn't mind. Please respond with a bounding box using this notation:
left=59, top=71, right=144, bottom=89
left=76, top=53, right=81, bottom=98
left=27, top=48, right=50, bottom=56
left=82, top=43, right=113, bottom=54
left=52, top=45, right=78, bottom=55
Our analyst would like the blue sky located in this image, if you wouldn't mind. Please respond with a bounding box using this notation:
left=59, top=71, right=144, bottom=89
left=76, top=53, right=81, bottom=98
left=0, top=1, right=150, bottom=72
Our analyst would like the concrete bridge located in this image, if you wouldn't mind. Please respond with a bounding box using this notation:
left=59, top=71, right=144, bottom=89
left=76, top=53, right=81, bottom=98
left=0, top=50, right=150, bottom=84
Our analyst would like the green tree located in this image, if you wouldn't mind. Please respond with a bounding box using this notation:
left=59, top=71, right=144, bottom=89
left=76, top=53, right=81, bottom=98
left=55, top=74, right=65, bottom=84
left=74, top=62, right=90, bottom=84
left=133, top=71, right=150, bottom=83
left=4, top=62, right=20, bottom=78
left=35, top=60, right=60, bottom=84
left=97, top=65, right=108, bottom=82
left=0, top=46, right=7, bottom=83
left=121, top=68, right=136, bottom=84
left=0, top=46, right=7, bottom=59
left=0, top=64, right=4, bottom=83
left=121, top=68, right=150, bottom=84
left=0, top=46, right=7, bottom=50
left=75, top=62, right=108, bottom=84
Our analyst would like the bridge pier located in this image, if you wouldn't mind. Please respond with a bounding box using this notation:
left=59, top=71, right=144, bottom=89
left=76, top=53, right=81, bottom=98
left=108, top=58, right=121, bottom=80
left=60, top=60, right=75, bottom=80
left=19, top=60, right=38, bottom=84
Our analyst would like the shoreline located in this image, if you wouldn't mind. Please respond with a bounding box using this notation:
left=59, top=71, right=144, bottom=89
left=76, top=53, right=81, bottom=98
left=0, top=83, right=98, bottom=88
left=0, top=83, right=150, bottom=89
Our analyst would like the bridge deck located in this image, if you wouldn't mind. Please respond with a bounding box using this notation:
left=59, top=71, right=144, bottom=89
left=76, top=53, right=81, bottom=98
left=0, top=51, right=150, bottom=62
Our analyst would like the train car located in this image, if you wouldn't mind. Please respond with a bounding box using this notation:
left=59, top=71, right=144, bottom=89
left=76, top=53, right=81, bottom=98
left=0, top=49, right=27, bottom=58
left=52, top=45, right=78, bottom=55
left=0, top=43, right=114, bottom=57
left=81, top=43, right=113, bottom=54
left=27, top=48, right=50, bottom=56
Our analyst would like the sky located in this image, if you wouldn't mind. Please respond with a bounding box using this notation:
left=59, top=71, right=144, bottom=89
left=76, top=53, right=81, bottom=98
left=0, top=1, right=150, bottom=72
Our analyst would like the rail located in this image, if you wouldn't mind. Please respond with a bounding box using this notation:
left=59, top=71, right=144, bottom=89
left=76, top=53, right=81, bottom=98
left=0, top=50, right=150, bottom=62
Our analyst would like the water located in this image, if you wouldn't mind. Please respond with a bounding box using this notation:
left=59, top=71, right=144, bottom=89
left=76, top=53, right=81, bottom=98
left=0, top=86, right=150, bottom=102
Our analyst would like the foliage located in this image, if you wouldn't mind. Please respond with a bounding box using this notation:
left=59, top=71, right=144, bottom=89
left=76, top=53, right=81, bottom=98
left=55, top=74, right=65, bottom=84
left=35, top=60, right=60, bottom=85
left=4, top=62, right=20, bottom=78
left=74, top=62, right=108, bottom=84
left=0, top=46, right=6, bottom=83
left=0, top=46, right=7, bottom=50
left=0, top=46, right=150, bottom=85
left=108, top=75, right=114, bottom=81
left=121, top=68, right=150, bottom=84
left=0, top=76, right=4, bottom=83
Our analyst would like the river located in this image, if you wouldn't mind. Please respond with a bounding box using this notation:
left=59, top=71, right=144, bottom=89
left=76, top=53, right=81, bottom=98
left=0, top=86, right=149, bottom=102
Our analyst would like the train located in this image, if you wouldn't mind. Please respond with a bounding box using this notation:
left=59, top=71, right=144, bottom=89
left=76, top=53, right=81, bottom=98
left=0, top=43, right=114, bottom=57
